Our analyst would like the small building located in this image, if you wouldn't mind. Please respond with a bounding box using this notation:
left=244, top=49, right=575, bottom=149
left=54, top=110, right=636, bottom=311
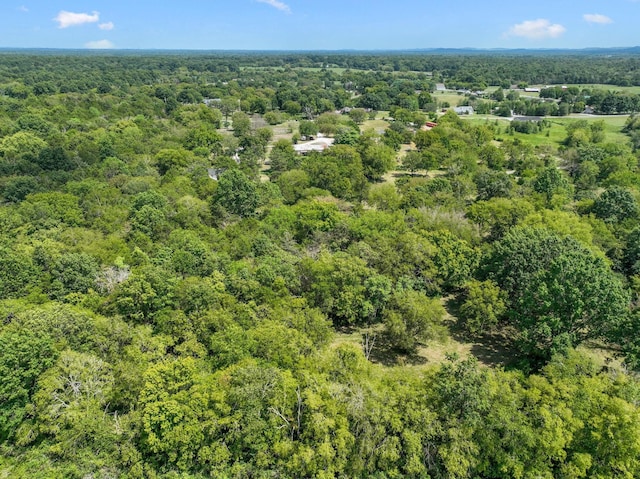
left=454, top=106, right=474, bottom=115
left=294, top=137, right=335, bottom=155
left=524, top=88, right=540, bottom=93
left=583, top=106, right=595, bottom=114
left=425, top=121, right=438, bottom=128
left=435, top=83, right=447, bottom=91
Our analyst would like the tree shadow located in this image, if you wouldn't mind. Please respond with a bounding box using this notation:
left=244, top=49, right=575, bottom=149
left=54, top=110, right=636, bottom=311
left=391, top=171, right=427, bottom=179
left=369, top=333, right=428, bottom=366
left=468, top=330, right=521, bottom=369
left=444, top=296, right=521, bottom=369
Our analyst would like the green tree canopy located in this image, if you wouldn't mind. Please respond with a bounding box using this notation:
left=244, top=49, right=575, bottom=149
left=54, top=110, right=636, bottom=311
left=212, top=169, right=260, bottom=218
left=485, top=227, right=630, bottom=362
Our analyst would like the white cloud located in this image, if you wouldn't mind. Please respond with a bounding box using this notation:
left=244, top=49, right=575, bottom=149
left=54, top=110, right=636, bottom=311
left=506, top=19, right=566, bottom=39
left=85, top=39, right=114, bottom=49
left=256, top=0, right=291, bottom=14
left=18, top=5, right=28, bottom=12
left=583, top=14, right=613, bottom=24
left=99, top=22, right=115, bottom=31
left=54, top=10, right=99, bottom=29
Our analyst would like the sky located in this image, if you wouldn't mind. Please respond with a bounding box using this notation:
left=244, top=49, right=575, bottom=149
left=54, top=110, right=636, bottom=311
left=1, top=1, right=639, bottom=51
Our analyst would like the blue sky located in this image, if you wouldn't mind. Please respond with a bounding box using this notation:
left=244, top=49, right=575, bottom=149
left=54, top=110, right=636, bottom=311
left=1, top=1, right=639, bottom=50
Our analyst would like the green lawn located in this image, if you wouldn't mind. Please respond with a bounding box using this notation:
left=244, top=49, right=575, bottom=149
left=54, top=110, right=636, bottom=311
left=271, top=120, right=298, bottom=142
left=433, top=90, right=468, bottom=107
left=563, top=84, right=640, bottom=94
left=464, top=115, right=631, bottom=148
left=361, top=118, right=390, bottom=133
left=554, top=116, right=630, bottom=144
left=293, top=67, right=350, bottom=74
left=524, top=83, right=640, bottom=94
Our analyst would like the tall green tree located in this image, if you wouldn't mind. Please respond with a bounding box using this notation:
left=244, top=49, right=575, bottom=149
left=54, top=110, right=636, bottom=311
left=0, top=328, right=58, bottom=442
left=382, top=290, right=446, bottom=352
left=485, top=227, right=630, bottom=362
left=268, top=139, right=299, bottom=179
left=212, top=169, right=260, bottom=218
left=593, top=186, right=638, bottom=224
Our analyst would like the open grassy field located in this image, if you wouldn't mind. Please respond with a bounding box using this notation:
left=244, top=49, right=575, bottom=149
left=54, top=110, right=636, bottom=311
left=464, top=114, right=631, bottom=148
left=361, top=117, right=390, bottom=133
left=270, top=120, right=298, bottom=141
left=432, top=90, right=468, bottom=107
left=291, top=66, right=350, bottom=74
left=535, top=83, right=640, bottom=94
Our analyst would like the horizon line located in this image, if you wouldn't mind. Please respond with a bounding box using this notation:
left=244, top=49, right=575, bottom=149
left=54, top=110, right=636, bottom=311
left=1, top=46, right=640, bottom=54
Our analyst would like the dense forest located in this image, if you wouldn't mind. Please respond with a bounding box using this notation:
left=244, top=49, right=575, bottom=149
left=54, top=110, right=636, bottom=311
left=1, top=52, right=640, bottom=478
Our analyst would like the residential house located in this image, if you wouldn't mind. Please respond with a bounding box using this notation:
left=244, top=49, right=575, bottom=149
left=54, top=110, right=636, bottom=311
left=454, top=106, right=474, bottom=115
left=294, top=137, right=335, bottom=155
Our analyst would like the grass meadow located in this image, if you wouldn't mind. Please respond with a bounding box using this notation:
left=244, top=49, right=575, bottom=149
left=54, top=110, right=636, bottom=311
left=464, top=114, right=631, bottom=147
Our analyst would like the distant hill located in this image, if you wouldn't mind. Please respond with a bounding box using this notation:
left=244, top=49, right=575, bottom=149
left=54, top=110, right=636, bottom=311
left=1, top=46, right=640, bottom=57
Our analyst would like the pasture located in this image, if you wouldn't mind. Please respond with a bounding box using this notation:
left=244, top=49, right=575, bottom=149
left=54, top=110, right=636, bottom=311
left=464, top=114, right=631, bottom=147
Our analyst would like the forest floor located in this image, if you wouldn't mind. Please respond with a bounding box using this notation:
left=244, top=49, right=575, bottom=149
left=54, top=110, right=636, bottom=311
left=332, top=298, right=626, bottom=371
left=332, top=321, right=625, bottom=372
left=331, top=326, right=517, bottom=371
left=332, top=298, right=519, bottom=370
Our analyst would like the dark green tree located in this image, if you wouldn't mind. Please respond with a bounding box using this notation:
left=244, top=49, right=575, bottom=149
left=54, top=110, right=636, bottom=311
left=533, top=166, right=573, bottom=206
left=0, top=328, right=58, bottom=442
left=594, top=187, right=638, bottom=224
left=268, top=139, right=299, bottom=179
left=298, top=120, right=319, bottom=138
left=212, top=169, right=260, bottom=218
left=382, top=290, right=446, bottom=352
left=50, top=252, right=100, bottom=299
left=486, top=227, right=630, bottom=362
left=232, top=111, right=252, bottom=137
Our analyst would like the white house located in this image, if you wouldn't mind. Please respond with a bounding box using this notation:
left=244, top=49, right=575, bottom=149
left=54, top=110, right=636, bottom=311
left=454, top=106, right=474, bottom=115
left=294, top=137, right=335, bottom=155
